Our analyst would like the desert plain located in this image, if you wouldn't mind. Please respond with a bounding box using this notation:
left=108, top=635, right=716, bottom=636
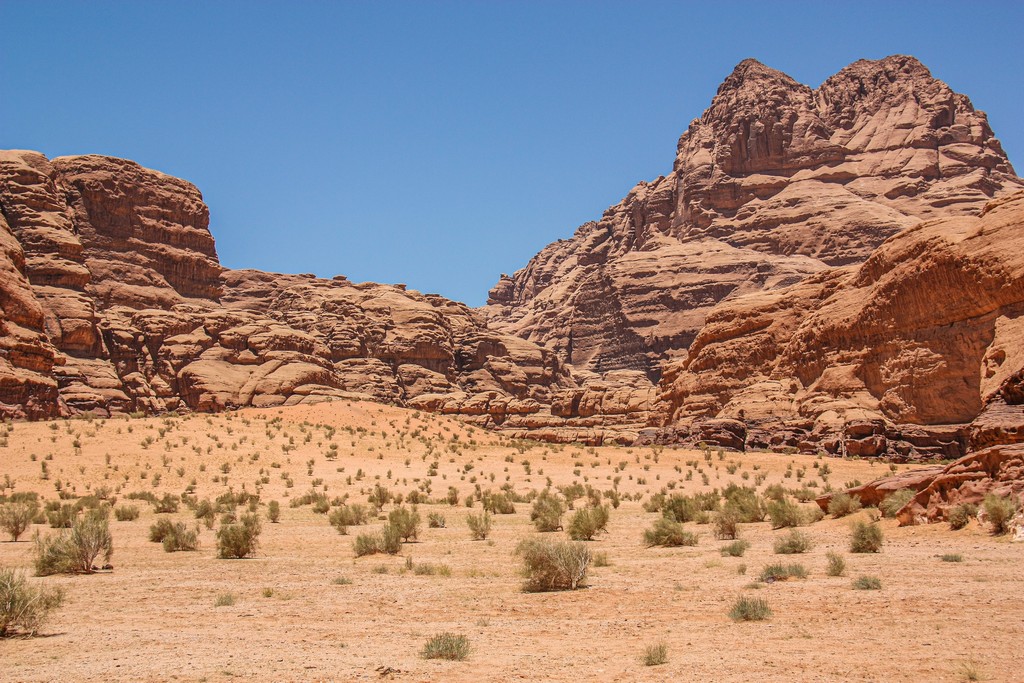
left=0, top=400, right=1020, bottom=683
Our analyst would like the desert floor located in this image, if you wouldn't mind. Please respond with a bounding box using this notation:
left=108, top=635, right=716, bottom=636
left=0, top=401, right=1020, bottom=682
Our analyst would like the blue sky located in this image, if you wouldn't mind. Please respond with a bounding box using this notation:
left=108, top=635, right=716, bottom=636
left=2, top=1, right=1022, bottom=306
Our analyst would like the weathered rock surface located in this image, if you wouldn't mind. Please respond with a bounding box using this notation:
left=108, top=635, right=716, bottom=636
left=0, top=153, right=572, bottom=419
left=818, top=444, right=1024, bottom=527
left=485, top=55, right=1021, bottom=396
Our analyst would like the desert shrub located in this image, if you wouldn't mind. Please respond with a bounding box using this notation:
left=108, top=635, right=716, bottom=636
left=515, top=537, right=590, bottom=591
left=214, top=592, right=236, bottom=607
left=773, top=529, right=813, bottom=554
left=983, top=494, right=1018, bottom=535
left=152, top=493, right=180, bottom=514
left=766, top=499, right=804, bottom=529
left=947, top=503, right=977, bottom=531
left=567, top=505, right=609, bottom=541
left=329, top=504, right=369, bottom=534
left=827, top=493, right=862, bottom=518
left=161, top=522, right=199, bottom=552
left=379, top=523, right=403, bottom=554
left=149, top=518, right=176, bottom=542
left=216, top=513, right=261, bottom=559
left=113, top=505, right=139, bottom=522
left=759, top=563, right=808, bottom=582
left=467, top=511, right=492, bottom=540
left=267, top=501, right=280, bottom=523
left=722, top=485, right=767, bottom=522
left=483, top=492, right=515, bottom=515
left=643, top=518, right=697, bottom=547
left=427, top=512, right=446, bottom=528
left=720, top=539, right=751, bottom=557
left=729, top=596, right=771, bottom=621
left=825, top=551, right=846, bottom=577
left=367, top=484, right=392, bottom=513
left=852, top=575, right=881, bottom=590
left=662, top=494, right=700, bottom=523
left=34, top=508, right=113, bottom=575
left=47, top=504, right=76, bottom=529
left=421, top=632, right=470, bottom=661
left=353, top=533, right=380, bottom=557
left=530, top=491, right=565, bottom=532
left=713, top=507, right=741, bottom=540
left=879, top=489, right=915, bottom=518
left=0, top=568, right=65, bottom=637
left=592, top=551, right=610, bottom=567
left=0, top=501, right=38, bottom=541
left=940, top=553, right=963, bottom=563
left=642, top=642, right=668, bottom=666
left=850, top=521, right=883, bottom=553
left=387, top=506, right=421, bottom=542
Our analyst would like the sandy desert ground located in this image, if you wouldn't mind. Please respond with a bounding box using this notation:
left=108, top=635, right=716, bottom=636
left=0, top=401, right=1020, bottom=682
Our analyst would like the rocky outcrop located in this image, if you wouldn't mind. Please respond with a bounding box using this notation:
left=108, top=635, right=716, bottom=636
left=0, top=152, right=573, bottom=419
left=660, top=192, right=1024, bottom=458
left=818, top=444, right=1024, bottom=527
left=485, top=55, right=1021, bottom=392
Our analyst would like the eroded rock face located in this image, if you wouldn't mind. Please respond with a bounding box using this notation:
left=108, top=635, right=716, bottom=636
left=485, top=56, right=1021, bottom=384
left=660, top=192, right=1024, bottom=457
left=0, top=153, right=572, bottom=418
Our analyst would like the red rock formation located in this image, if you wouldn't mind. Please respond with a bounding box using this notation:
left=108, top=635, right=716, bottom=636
left=0, top=153, right=572, bottom=419
left=485, top=56, right=1021, bottom=387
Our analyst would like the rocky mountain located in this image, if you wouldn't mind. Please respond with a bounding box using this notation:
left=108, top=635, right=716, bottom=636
left=485, top=56, right=1021, bottom=381
left=0, top=151, right=572, bottom=421
left=3, top=54, right=1024, bottom=464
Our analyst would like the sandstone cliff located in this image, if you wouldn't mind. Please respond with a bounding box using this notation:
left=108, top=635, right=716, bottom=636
left=0, top=151, right=572, bottom=420
left=485, top=56, right=1021, bottom=388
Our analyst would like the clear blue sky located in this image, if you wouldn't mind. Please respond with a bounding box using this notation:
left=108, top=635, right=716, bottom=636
left=3, top=1, right=1021, bottom=306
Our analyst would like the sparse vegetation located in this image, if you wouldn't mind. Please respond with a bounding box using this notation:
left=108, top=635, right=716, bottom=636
left=983, top=494, right=1018, bottom=535
left=530, top=490, right=565, bottom=532
left=729, top=596, right=772, bottom=621
left=947, top=503, right=977, bottom=531
left=467, top=511, right=492, bottom=540
left=879, top=489, right=915, bottom=518
left=0, top=568, right=66, bottom=637
left=850, top=521, right=883, bottom=553
left=34, top=508, right=113, bottom=575
left=421, top=632, right=470, bottom=661
left=773, top=529, right=812, bottom=554
left=0, top=501, right=38, bottom=541
left=720, top=539, right=751, bottom=557
left=567, top=504, right=609, bottom=541
left=825, top=551, right=846, bottom=576
left=643, top=518, right=697, bottom=547
left=515, top=537, right=590, bottom=591
left=759, top=562, right=808, bottom=582
left=216, top=513, right=261, bottom=559
left=852, top=575, right=881, bottom=590
left=827, top=492, right=862, bottom=518
left=642, top=642, right=668, bottom=666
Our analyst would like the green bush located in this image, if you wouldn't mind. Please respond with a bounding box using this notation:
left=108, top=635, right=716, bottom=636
left=850, top=521, right=883, bottom=553
left=0, top=501, right=38, bottom=541
left=947, top=503, right=977, bottom=531
left=0, top=568, right=65, bottom=637
left=113, top=505, right=140, bottom=522
left=216, top=513, right=261, bottom=559
left=759, top=562, right=807, bottom=582
left=852, top=575, right=881, bottom=590
left=825, top=551, right=846, bottom=577
left=467, top=511, right=492, bottom=540
left=387, top=506, right=421, bottom=542
left=380, top=523, right=403, bottom=554
left=421, top=632, right=470, bottom=661
left=483, top=492, right=515, bottom=515
left=567, top=505, right=609, bottom=541
left=515, top=537, right=590, bottom=591
left=713, top=507, right=741, bottom=540
left=47, top=504, right=76, bottom=529
left=662, top=494, right=700, bottom=523
left=427, top=512, right=446, bottom=528
left=879, top=489, right=915, bottom=518
left=530, top=491, right=565, bottom=532
left=643, top=518, right=697, bottom=547
left=773, top=529, right=813, bottom=554
left=767, top=499, right=804, bottom=529
left=152, top=493, right=180, bottom=514
left=729, top=596, right=771, bottom=621
left=329, top=504, right=369, bottom=534
left=267, top=501, right=281, bottom=523
left=161, top=522, right=199, bottom=552
left=353, top=533, right=380, bottom=557
left=149, top=518, right=176, bottom=543
left=720, top=540, right=751, bottom=557
left=722, top=486, right=767, bottom=523
left=983, top=494, right=1018, bottom=535
left=34, top=508, right=113, bottom=575
left=940, top=553, right=963, bottom=563
left=827, top=493, right=862, bottom=518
